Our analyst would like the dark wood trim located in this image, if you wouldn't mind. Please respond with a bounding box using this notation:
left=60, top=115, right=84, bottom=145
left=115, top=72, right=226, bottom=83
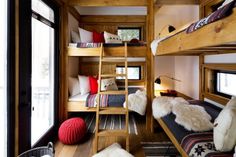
left=68, top=6, right=80, bottom=20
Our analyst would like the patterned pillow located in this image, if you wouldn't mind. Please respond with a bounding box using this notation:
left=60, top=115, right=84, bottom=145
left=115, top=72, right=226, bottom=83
left=104, top=31, right=122, bottom=44
left=101, top=78, right=118, bottom=91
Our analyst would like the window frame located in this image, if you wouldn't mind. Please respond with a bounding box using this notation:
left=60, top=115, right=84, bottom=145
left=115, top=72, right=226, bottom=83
left=213, top=70, right=236, bottom=99
left=116, top=66, right=142, bottom=80
left=117, top=27, right=142, bottom=41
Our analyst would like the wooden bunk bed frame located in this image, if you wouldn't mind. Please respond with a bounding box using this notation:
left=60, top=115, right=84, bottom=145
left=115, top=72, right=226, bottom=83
left=152, top=1, right=236, bottom=157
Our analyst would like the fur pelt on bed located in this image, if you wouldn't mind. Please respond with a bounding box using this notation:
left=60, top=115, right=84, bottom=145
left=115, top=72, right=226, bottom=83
left=173, top=103, right=213, bottom=132
left=152, top=96, right=188, bottom=119
left=92, top=143, right=134, bottom=157
left=124, top=90, right=147, bottom=115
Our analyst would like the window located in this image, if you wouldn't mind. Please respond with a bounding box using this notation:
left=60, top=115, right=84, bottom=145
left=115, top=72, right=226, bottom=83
left=0, top=0, right=7, bottom=156
left=31, top=0, right=57, bottom=146
left=118, top=27, right=141, bottom=41
left=116, top=66, right=141, bottom=80
left=215, top=71, right=236, bottom=98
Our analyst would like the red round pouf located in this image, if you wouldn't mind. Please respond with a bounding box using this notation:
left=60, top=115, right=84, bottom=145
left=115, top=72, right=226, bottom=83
left=58, top=117, right=87, bottom=145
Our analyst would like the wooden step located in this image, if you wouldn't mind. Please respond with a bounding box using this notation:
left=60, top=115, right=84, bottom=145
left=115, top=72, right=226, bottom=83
left=99, top=107, right=127, bottom=115
left=101, top=58, right=126, bottom=63
left=99, top=90, right=127, bottom=95
left=101, top=74, right=126, bottom=77
left=98, top=130, right=128, bottom=137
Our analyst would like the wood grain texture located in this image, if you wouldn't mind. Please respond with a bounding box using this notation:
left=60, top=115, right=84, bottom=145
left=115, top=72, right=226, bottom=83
left=156, top=8, right=236, bottom=56
left=68, top=0, right=147, bottom=6
left=156, top=0, right=199, bottom=5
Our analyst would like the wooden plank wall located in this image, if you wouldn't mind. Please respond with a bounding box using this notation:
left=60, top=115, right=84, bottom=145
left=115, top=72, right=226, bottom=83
left=79, top=15, right=146, bottom=41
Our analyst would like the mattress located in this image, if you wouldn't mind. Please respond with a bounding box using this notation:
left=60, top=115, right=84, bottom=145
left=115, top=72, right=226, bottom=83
left=69, top=42, right=145, bottom=48
left=68, top=93, right=89, bottom=102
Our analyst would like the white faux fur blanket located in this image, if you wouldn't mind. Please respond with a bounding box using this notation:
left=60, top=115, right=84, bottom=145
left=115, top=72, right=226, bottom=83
left=124, top=90, right=147, bottom=115
left=92, top=143, right=134, bottom=157
left=152, top=96, right=213, bottom=132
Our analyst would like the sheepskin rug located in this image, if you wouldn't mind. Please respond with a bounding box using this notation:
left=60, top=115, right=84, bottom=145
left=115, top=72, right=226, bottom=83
left=173, top=103, right=213, bottom=132
left=92, top=143, right=134, bottom=157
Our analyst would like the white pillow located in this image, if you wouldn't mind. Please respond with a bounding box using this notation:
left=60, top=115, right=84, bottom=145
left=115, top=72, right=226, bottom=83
left=92, top=143, right=134, bottom=157
left=152, top=97, right=174, bottom=119
left=78, top=27, right=93, bottom=43
left=68, top=77, right=80, bottom=96
left=78, top=75, right=90, bottom=95
left=213, top=97, right=236, bottom=152
left=71, top=31, right=81, bottom=43
left=173, top=103, right=213, bottom=132
left=104, top=31, right=122, bottom=44
left=101, top=78, right=118, bottom=91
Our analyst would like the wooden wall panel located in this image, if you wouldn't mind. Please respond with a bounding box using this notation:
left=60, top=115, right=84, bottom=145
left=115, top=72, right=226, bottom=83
left=68, top=0, right=147, bottom=6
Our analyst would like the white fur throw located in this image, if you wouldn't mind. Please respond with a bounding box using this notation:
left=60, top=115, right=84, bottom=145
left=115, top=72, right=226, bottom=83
left=152, top=96, right=188, bottom=119
left=92, top=143, right=134, bottom=157
left=124, top=90, right=147, bottom=115
left=214, top=97, right=236, bottom=152
left=173, top=103, right=213, bottom=132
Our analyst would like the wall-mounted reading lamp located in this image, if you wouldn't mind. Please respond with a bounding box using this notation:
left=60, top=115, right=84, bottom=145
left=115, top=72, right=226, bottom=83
left=155, top=75, right=181, bottom=84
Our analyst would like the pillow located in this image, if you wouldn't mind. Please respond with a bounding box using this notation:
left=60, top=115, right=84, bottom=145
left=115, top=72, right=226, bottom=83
left=152, top=97, right=174, bottom=119
left=92, top=143, right=134, bottom=157
left=218, top=0, right=234, bottom=9
left=101, top=78, right=118, bottom=91
left=93, top=31, right=105, bottom=43
left=173, top=103, right=213, bottom=132
left=104, top=31, right=122, bottom=44
left=78, top=27, right=93, bottom=43
left=68, top=77, right=80, bottom=96
left=71, top=31, right=81, bottom=43
left=213, top=97, right=236, bottom=152
left=78, top=75, right=90, bottom=95
left=89, top=76, right=98, bottom=94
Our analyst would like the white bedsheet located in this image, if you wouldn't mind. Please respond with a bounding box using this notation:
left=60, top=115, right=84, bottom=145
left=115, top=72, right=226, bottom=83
left=68, top=93, right=89, bottom=102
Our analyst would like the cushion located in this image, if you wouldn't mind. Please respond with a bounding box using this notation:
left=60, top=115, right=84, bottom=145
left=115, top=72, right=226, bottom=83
left=78, top=27, right=93, bottom=43
left=58, top=118, right=87, bottom=145
left=213, top=97, right=236, bottom=152
left=93, top=31, right=105, bottom=43
left=89, top=76, right=98, bottom=94
left=71, top=31, right=81, bottom=43
left=68, top=77, right=80, bottom=96
left=78, top=75, right=90, bottom=95
left=129, top=38, right=139, bottom=43
left=104, top=31, right=122, bottom=44
left=218, top=0, right=234, bottom=9
left=92, top=143, right=134, bottom=157
left=173, top=103, right=213, bottom=132
left=101, top=78, right=118, bottom=91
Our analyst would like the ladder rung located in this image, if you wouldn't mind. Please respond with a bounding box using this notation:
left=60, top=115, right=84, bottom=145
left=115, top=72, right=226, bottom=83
left=99, top=90, right=127, bottom=95
left=101, top=74, right=126, bottom=77
left=101, top=58, right=126, bottom=63
left=98, top=130, right=128, bottom=137
left=99, top=107, right=127, bottom=115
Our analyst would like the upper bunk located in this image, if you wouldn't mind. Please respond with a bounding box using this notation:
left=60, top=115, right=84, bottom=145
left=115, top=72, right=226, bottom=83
left=154, top=2, right=236, bottom=56
left=68, top=43, right=147, bottom=57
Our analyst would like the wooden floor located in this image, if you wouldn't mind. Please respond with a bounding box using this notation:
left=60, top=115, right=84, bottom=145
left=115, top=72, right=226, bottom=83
left=55, top=113, right=169, bottom=157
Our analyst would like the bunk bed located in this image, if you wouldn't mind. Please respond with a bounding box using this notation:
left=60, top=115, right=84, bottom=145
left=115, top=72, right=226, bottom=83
left=152, top=1, right=236, bottom=157
left=152, top=3, right=236, bottom=56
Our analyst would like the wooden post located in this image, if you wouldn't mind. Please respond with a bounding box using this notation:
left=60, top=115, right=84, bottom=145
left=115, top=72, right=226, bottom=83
left=146, top=0, right=154, bottom=132
left=199, top=54, right=204, bottom=100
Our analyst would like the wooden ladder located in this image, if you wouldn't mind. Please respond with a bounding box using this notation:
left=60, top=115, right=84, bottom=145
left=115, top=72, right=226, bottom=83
left=93, top=43, right=129, bottom=153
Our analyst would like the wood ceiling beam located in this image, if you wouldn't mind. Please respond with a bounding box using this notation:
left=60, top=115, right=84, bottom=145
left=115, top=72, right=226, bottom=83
left=68, top=0, right=147, bottom=6
left=155, top=0, right=199, bottom=5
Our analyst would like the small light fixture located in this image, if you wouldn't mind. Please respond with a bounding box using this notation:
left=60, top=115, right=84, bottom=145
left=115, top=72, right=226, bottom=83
left=155, top=75, right=181, bottom=84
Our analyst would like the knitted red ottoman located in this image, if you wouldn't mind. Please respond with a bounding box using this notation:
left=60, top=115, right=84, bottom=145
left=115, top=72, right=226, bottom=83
left=58, top=117, right=87, bottom=145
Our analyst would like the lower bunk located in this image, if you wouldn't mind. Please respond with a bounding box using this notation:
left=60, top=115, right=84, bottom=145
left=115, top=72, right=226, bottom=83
left=154, top=99, right=234, bottom=157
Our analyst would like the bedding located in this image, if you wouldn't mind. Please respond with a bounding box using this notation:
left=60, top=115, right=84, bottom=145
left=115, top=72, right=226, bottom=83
left=158, top=100, right=234, bottom=157
left=71, top=31, right=81, bottom=43
left=68, top=77, right=80, bottom=96
left=68, top=93, right=89, bottom=102
left=104, top=31, right=122, bottom=44
left=78, top=27, right=93, bottom=43
left=68, top=42, right=145, bottom=48
left=78, top=75, right=90, bottom=95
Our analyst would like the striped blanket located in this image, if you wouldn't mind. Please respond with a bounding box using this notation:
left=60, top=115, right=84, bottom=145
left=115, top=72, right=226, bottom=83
left=181, top=132, right=233, bottom=157
left=186, top=0, right=236, bottom=33
left=86, top=94, right=109, bottom=107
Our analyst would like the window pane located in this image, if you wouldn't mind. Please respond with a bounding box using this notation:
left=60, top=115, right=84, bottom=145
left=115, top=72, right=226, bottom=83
left=116, top=67, right=140, bottom=80
left=0, top=0, right=7, bottom=156
left=32, top=0, right=54, bottom=23
left=118, top=28, right=140, bottom=41
left=31, top=17, right=55, bottom=145
left=217, top=72, right=236, bottom=96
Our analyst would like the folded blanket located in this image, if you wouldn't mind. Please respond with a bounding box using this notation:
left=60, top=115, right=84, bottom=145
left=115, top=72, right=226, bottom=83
left=124, top=90, right=147, bottom=115
left=86, top=94, right=108, bottom=107
left=186, top=0, right=236, bottom=33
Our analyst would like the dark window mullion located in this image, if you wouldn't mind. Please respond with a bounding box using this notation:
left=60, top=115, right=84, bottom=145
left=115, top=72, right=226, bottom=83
left=32, top=10, right=55, bottom=28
